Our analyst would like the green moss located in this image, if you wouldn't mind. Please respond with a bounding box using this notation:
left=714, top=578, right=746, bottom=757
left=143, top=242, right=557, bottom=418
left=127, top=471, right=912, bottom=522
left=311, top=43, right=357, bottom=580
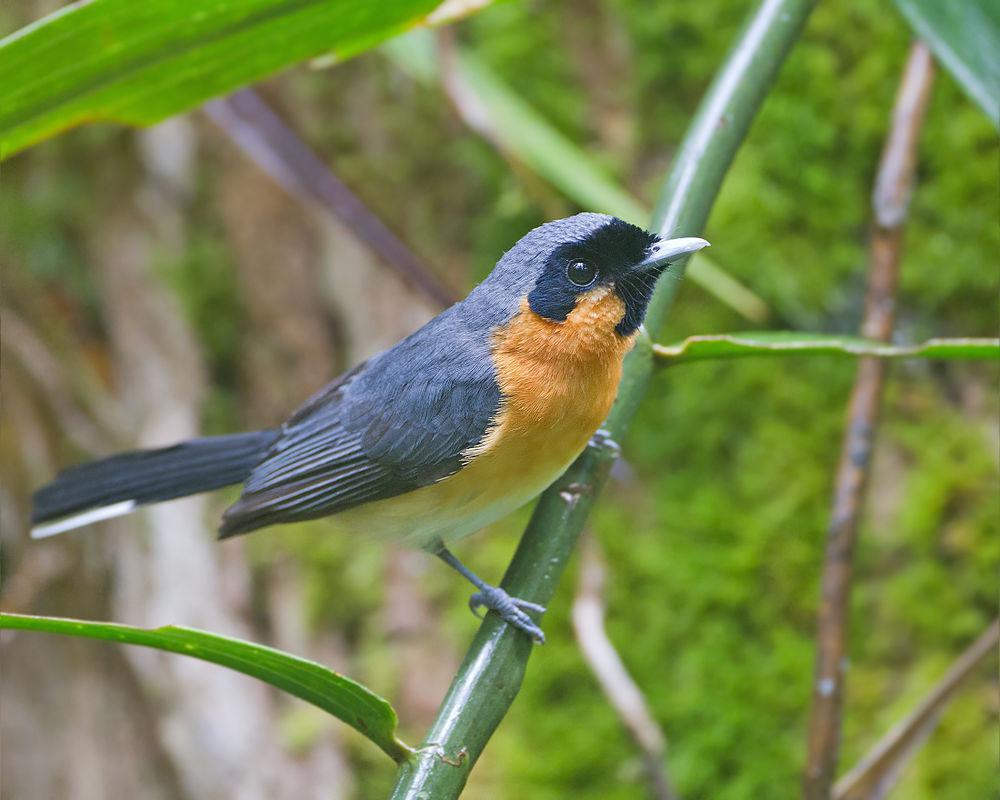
left=442, top=3, right=996, bottom=795
left=153, top=232, right=243, bottom=433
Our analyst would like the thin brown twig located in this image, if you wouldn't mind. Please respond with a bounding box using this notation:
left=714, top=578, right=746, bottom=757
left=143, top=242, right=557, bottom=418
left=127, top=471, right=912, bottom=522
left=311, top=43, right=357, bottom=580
left=832, top=619, right=999, bottom=800
left=572, top=534, right=678, bottom=800
left=803, top=42, right=935, bottom=800
left=203, top=88, right=458, bottom=308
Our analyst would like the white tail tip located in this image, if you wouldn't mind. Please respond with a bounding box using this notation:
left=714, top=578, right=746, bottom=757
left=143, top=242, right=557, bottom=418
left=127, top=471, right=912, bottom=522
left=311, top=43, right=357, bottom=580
left=31, top=500, right=138, bottom=539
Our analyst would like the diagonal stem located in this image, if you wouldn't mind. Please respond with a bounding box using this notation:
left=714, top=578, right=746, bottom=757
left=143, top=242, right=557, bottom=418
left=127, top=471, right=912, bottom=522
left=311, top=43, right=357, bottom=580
left=572, top=534, right=678, bottom=800
left=204, top=89, right=458, bottom=309
left=802, top=41, right=935, bottom=800
left=833, top=619, right=999, bottom=800
left=389, top=1, right=818, bottom=796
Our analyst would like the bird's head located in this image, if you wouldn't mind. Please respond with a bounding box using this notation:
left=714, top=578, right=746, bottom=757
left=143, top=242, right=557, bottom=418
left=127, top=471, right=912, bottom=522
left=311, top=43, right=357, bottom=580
left=472, top=213, right=709, bottom=341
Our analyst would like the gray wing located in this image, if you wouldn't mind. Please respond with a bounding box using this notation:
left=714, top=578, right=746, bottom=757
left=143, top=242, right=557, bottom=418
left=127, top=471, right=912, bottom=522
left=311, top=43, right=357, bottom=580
left=219, top=308, right=501, bottom=537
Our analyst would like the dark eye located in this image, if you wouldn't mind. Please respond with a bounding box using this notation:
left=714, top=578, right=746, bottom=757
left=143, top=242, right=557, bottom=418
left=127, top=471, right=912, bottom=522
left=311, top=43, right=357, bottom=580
left=566, top=259, right=598, bottom=287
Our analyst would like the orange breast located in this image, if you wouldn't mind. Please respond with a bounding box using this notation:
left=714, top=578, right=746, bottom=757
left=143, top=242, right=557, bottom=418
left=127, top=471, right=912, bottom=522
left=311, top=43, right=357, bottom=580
left=463, top=289, right=634, bottom=480
left=331, top=289, right=634, bottom=547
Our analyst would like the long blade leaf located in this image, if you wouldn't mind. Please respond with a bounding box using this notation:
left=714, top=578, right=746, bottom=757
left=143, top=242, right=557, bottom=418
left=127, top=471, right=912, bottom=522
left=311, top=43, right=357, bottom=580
left=654, top=332, right=1000, bottom=364
left=385, top=31, right=770, bottom=322
left=892, top=0, right=1000, bottom=127
left=0, top=612, right=413, bottom=764
left=0, top=0, right=451, bottom=157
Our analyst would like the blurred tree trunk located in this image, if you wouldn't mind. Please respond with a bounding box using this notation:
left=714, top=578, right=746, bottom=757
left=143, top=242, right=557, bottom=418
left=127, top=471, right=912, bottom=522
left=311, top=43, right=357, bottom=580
left=1, top=578, right=186, bottom=800
left=2, top=60, right=458, bottom=798
left=104, top=118, right=355, bottom=800
left=0, top=119, right=355, bottom=800
left=215, top=142, right=339, bottom=422
left=1, top=368, right=185, bottom=800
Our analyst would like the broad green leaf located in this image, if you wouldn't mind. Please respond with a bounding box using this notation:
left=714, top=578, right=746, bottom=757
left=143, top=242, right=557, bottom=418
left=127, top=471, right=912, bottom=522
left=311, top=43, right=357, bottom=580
left=384, top=31, right=770, bottom=323
left=654, top=332, right=1000, bottom=364
left=893, top=0, right=1000, bottom=127
left=0, top=612, right=413, bottom=763
left=0, top=0, right=456, bottom=158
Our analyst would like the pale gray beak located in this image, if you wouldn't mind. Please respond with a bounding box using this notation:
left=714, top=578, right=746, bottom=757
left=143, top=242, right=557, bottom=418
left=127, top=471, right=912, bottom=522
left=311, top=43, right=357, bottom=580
left=637, top=236, right=711, bottom=273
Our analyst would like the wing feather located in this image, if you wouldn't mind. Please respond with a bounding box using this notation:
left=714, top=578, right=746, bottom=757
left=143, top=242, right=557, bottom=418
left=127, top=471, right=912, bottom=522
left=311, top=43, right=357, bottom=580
left=220, top=308, right=501, bottom=536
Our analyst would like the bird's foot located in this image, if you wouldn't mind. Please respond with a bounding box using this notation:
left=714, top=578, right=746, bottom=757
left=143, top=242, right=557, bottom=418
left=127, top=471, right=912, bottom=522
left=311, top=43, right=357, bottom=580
left=432, top=544, right=546, bottom=643
left=469, top=585, right=546, bottom=644
left=589, top=427, right=621, bottom=456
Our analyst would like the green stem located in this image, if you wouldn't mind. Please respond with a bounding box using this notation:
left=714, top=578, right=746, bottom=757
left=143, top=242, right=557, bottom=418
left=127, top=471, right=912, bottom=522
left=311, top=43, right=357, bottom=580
left=389, top=0, right=817, bottom=795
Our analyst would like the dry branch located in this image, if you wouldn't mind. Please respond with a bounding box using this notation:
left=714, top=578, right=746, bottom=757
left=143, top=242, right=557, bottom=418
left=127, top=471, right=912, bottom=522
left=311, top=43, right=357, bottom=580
left=833, top=619, right=999, bottom=800
left=204, top=89, right=457, bottom=308
left=803, top=41, right=935, bottom=799
left=572, top=535, right=678, bottom=800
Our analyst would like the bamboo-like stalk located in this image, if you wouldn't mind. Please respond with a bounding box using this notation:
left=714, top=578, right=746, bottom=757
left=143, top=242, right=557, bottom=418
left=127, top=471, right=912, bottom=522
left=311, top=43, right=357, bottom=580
left=389, top=1, right=818, bottom=796
left=802, top=42, right=935, bottom=800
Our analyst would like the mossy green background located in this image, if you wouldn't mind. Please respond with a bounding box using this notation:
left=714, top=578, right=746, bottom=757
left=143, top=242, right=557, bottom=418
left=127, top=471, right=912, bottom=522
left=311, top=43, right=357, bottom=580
left=4, top=0, right=997, bottom=798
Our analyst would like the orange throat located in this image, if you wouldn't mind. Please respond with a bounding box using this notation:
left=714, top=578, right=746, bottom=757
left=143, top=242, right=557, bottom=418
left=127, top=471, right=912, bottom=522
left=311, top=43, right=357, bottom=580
left=467, top=289, right=635, bottom=464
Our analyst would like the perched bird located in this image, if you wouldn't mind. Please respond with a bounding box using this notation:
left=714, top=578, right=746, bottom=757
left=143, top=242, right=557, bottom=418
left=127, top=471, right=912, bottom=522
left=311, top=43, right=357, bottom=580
left=31, top=213, right=708, bottom=642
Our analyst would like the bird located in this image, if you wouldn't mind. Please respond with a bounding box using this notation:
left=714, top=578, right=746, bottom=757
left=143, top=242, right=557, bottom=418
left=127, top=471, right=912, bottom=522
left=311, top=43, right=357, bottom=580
left=30, top=213, right=709, bottom=643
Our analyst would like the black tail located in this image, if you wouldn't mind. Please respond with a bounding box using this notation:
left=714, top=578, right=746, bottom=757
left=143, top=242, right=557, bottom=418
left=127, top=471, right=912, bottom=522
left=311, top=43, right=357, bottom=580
left=31, top=430, right=280, bottom=537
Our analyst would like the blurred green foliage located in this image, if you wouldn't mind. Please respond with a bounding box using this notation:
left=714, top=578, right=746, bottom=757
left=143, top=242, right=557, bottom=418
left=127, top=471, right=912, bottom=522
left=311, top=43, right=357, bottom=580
left=430, top=2, right=997, bottom=798
left=5, top=0, right=997, bottom=797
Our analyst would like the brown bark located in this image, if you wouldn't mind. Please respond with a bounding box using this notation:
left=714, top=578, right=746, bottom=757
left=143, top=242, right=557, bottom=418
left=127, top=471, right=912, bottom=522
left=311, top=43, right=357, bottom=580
left=2, top=117, right=356, bottom=800
left=215, top=143, right=339, bottom=423
left=803, top=42, right=935, bottom=800
left=2, top=580, right=186, bottom=800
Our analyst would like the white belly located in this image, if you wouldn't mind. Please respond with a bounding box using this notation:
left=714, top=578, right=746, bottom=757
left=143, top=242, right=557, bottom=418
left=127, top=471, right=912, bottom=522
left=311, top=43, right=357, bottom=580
left=330, top=448, right=578, bottom=548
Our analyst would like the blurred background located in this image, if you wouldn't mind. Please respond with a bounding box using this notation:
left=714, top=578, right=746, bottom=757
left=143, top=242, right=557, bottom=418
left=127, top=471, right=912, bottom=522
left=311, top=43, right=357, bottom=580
left=1, top=1, right=997, bottom=799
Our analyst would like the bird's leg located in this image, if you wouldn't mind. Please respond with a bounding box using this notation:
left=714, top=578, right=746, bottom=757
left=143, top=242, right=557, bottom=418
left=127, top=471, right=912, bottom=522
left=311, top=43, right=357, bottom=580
left=432, top=544, right=546, bottom=644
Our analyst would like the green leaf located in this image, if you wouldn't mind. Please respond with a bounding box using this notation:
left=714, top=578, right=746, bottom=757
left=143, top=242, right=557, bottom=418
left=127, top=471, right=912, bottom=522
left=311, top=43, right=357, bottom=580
left=0, top=0, right=453, bottom=158
left=653, top=332, right=1000, bottom=365
left=893, top=0, right=1000, bottom=127
left=385, top=31, right=770, bottom=323
left=0, top=612, right=413, bottom=763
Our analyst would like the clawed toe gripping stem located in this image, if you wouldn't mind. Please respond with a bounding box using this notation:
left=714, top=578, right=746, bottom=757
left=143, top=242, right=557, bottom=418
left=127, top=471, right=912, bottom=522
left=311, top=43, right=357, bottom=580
left=434, top=545, right=547, bottom=644
left=469, top=585, right=546, bottom=643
